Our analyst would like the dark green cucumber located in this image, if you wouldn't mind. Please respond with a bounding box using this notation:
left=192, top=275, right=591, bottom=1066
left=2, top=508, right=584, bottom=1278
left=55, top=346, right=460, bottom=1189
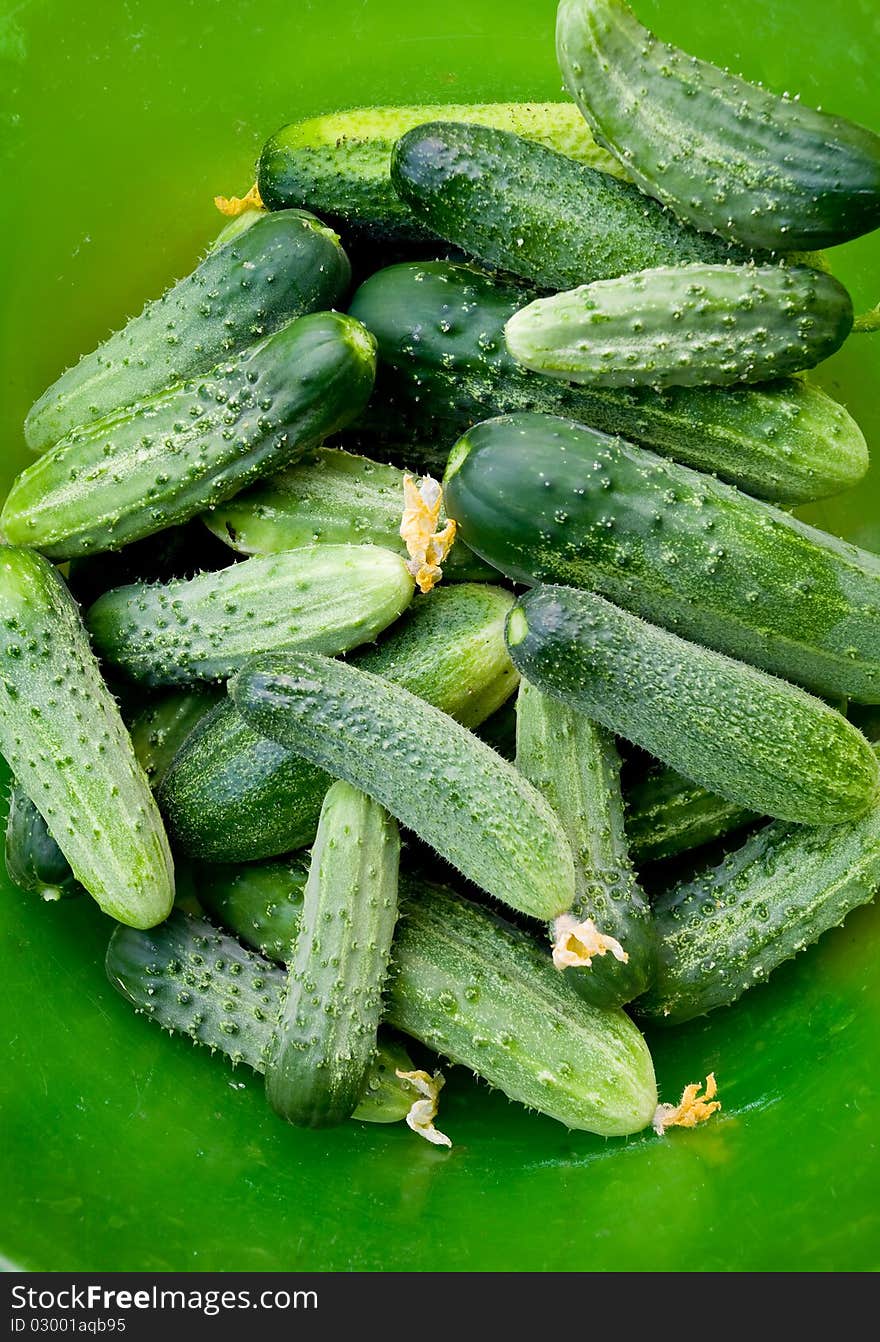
left=505, top=264, right=853, bottom=388
left=201, top=445, right=495, bottom=581
left=126, top=688, right=224, bottom=788
left=349, top=262, right=866, bottom=505
left=389, top=122, right=751, bottom=290
left=626, top=765, right=757, bottom=866
left=637, top=777, right=880, bottom=1024
left=86, top=544, right=414, bottom=687
left=105, top=912, right=420, bottom=1125
left=194, top=852, right=309, bottom=963
left=506, top=585, right=879, bottom=826
left=556, top=0, right=880, bottom=250
left=266, top=781, right=400, bottom=1127
left=515, top=680, right=654, bottom=1008
left=231, top=652, right=575, bottom=922
left=2, top=312, right=376, bottom=560
left=258, top=103, right=623, bottom=246
left=444, top=413, right=880, bottom=703
left=158, top=581, right=519, bottom=862
left=0, top=548, right=173, bottom=927
left=25, top=210, right=351, bottom=453
left=5, top=780, right=83, bottom=902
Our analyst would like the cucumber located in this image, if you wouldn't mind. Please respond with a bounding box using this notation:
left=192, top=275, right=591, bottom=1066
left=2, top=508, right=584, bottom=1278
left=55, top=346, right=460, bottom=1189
left=349, top=262, right=866, bottom=505
left=86, top=544, right=414, bottom=687
left=389, top=122, right=752, bottom=291
left=201, top=445, right=496, bottom=581
left=637, top=781, right=880, bottom=1025
left=194, top=852, right=309, bottom=963
left=444, top=413, right=880, bottom=703
left=626, top=765, right=757, bottom=866
left=258, top=102, right=624, bottom=246
left=25, top=210, right=351, bottom=453
left=386, top=880, right=656, bottom=1136
left=105, top=912, right=420, bottom=1125
left=230, top=652, right=576, bottom=922
left=556, top=0, right=880, bottom=251
left=5, top=780, right=83, bottom=902
left=126, top=688, right=224, bottom=788
left=0, top=549, right=173, bottom=927
left=158, top=581, right=519, bottom=862
left=67, top=520, right=232, bottom=608
left=265, top=781, right=401, bottom=1127
left=1, top=311, right=377, bottom=560
left=515, top=680, right=654, bottom=1008
left=505, top=584, right=879, bottom=826
left=505, top=264, right=853, bottom=389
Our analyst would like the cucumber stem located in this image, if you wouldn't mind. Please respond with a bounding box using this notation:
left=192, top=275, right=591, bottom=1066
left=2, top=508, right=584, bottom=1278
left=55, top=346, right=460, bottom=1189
left=853, top=302, right=880, bottom=334
left=506, top=607, right=529, bottom=647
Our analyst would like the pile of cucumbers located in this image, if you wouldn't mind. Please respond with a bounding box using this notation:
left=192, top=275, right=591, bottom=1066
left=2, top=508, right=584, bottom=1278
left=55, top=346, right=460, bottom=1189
left=3, top=0, right=880, bottom=1143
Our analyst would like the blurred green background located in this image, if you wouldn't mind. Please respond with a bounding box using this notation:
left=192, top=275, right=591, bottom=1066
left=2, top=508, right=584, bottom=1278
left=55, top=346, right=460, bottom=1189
left=1, top=0, right=879, bottom=1272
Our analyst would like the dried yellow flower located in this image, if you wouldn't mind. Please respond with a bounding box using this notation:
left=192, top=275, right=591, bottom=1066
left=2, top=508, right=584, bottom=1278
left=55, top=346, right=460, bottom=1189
left=400, top=475, right=457, bottom=594
left=551, top=913, right=629, bottom=971
left=214, top=183, right=264, bottom=216
left=653, top=1073, right=721, bottom=1135
left=396, top=1069, right=452, bottom=1148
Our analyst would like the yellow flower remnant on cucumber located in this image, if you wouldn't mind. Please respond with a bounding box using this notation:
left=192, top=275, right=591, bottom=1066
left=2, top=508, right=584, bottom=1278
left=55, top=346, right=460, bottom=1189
left=397, top=1069, right=452, bottom=1148
left=214, top=183, right=264, bottom=215
left=551, top=913, right=628, bottom=971
left=400, top=475, right=457, bottom=593
left=653, top=1074, right=721, bottom=1135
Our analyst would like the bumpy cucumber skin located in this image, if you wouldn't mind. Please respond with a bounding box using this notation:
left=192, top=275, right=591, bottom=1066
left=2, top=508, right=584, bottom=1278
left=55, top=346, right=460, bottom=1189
left=0, top=549, right=174, bottom=927
left=556, top=0, right=880, bottom=251
left=201, top=445, right=495, bottom=582
left=231, top=652, right=576, bottom=923
left=126, top=688, right=224, bottom=789
left=158, top=582, right=519, bottom=862
left=506, top=585, right=879, bottom=826
left=266, top=782, right=401, bottom=1128
left=25, top=211, right=351, bottom=454
left=67, top=520, right=232, bottom=608
left=626, top=765, right=757, bottom=866
left=258, top=102, right=624, bottom=245
left=637, top=790, right=880, bottom=1025
left=2, top=312, right=377, bottom=560
left=87, top=544, right=414, bottom=687
left=506, top=264, right=853, bottom=389
left=515, top=681, right=654, bottom=1008
left=389, top=122, right=749, bottom=291
left=105, top=912, right=415, bottom=1124
left=387, top=882, right=656, bottom=1136
left=195, top=853, right=309, bottom=963
left=5, top=780, right=83, bottom=901
left=444, top=413, right=880, bottom=703
left=350, top=262, right=866, bottom=505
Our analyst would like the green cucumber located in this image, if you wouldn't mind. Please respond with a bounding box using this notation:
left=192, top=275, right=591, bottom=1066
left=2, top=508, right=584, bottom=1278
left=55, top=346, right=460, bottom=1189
left=626, top=765, right=757, bottom=866
left=265, top=781, right=400, bottom=1127
left=67, top=520, right=232, bottom=608
left=201, top=445, right=496, bottom=581
left=637, top=778, right=880, bottom=1024
left=258, top=102, right=624, bottom=246
left=231, top=652, right=576, bottom=922
left=515, top=680, right=654, bottom=1008
left=556, top=0, right=880, bottom=251
left=194, top=852, right=309, bottom=963
left=126, top=688, right=224, bottom=788
left=105, top=912, right=420, bottom=1125
left=0, top=548, right=173, bottom=927
left=506, top=264, right=853, bottom=389
left=444, top=413, right=880, bottom=703
left=5, top=780, right=83, bottom=902
left=389, top=122, right=752, bottom=290
left=349, top=262, right=866, bottom=505
left=505, top=584, right=879, bottom=826
left=25, top=210, right=351, bottom=453
left=2, top=311, right=376, bottom=560
left=86, top=544, right=414, bottom=687
left=158, top=581, right=519, bottom=862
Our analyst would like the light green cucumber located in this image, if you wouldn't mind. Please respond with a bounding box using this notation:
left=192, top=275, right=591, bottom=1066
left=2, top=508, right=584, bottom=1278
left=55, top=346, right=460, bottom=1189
left=626, top=765, right=757, bottom=866
left=506, top=584, right=879, bottom=826
left=105, top=911, right=420, bottom=1125
left=0, top=548, right=173, bottom=927
left=86, top=544, right=414, bottom=687
left=515, top=680, right=654, bottom=1007
left=266, top=782, right=401, bottom=1127
left=25, top=210, right=351, bottom=453
left=231, top=652, right=576, bottom=922
left=194, top=852, right=309, bottom=963
left=201, top=445, right=495, bottom=581
left=158, top=581, right=519, bottom=862
left=257, top=102, right=624, bottom=245
left=505, top=264, right=853, bottom=389
left=2, top=312, right=376, bottom=560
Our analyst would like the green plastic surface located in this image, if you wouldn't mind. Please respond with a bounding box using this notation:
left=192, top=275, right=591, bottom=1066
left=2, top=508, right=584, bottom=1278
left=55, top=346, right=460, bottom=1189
left=1, top=0, right=879, bottom=1273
